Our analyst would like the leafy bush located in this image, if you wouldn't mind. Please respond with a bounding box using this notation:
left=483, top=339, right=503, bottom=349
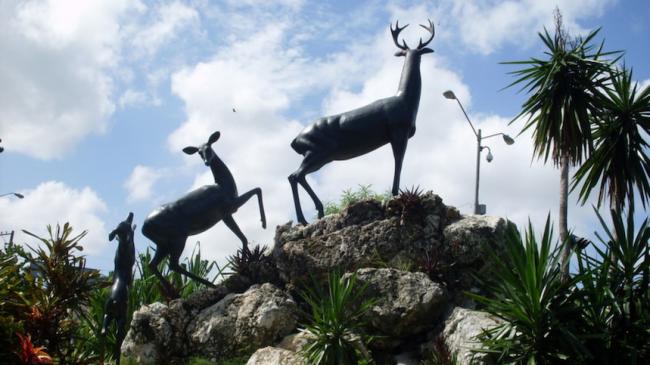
left=323, top=185, right=391, bottom=215
left=299, top=271, right=376, bottom=365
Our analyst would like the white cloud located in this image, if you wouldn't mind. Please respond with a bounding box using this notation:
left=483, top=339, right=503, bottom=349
left=118, top=88, right=147, bottom=108
left=124, top=165, right=163, bottom=203
left=0, top=0, right=142, bottom=159
left=437, top=0, right=616, bottom=54
left=131, top=1, right=199, bottom=57
left=0, top=181, right=109, bottom=256
left=639, top=79, right=650, bottom=91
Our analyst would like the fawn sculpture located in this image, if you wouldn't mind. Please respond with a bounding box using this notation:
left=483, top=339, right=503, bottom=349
left=142, top=131, right=266, bottom=297
left=101, top=212, right=136, bottom=365
left=289, top=20, right=435, bottom=225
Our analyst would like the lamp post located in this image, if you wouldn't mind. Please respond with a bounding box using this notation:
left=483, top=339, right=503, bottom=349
left=0, top=192, right=24, bottom=199
left=443, top=90, right=514, bottom=215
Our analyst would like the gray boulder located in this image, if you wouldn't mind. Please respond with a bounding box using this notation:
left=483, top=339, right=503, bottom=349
left=346, top=268, right=447, bottom=348
left=246, top=347, right=305, bottom=365
left=187, top=283, right=298, bottom=359
left=441, top=215, right=509, bottom=289
left=122, top=283, right=297, bottom=362
left=441, top=307, right=501, bottom=365
left=273, top=192, right=451, bottom=284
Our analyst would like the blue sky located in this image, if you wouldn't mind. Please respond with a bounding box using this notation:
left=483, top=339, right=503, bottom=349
left=1, top=0, right=648, bottom=272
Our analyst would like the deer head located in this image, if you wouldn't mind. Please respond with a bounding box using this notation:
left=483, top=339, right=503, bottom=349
left=183, top=131, right=221, bottom=166
left=391, top=19, right=435, bottom=57
left=109, top=212, right=136, bottom=243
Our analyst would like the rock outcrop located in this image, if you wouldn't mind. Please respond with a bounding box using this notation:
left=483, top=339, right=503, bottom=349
left=122, top=284, right=297, bottom=363
left=345, top=268, right=447, bottom=345
left=123, top=191, right=508, bottom=364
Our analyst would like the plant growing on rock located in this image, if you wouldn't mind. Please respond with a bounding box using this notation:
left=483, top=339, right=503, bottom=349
left=387, top=185, right=427, bottom=224
left=299, top=271, right=376, bottom=365
left=324, top=185, right=391, bottom=215
left=227, top=244, right=279, bottom=286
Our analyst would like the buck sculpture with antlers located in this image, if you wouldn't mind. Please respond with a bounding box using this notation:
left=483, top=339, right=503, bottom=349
left=289, top=19, right=435, bottom=225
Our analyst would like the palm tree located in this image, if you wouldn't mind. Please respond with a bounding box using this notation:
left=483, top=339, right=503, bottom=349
left=504, top=9, right=618, bottom=279
left=572, top=67, right=650, bottom=214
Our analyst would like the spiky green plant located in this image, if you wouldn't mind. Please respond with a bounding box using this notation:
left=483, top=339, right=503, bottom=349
left=503, top=9, right=620, bottom=279
left=299, top=271, right=376, bottom=365
left=573, top=209, right=650, bottom=363
left=469, top=218, right=585, bottom=364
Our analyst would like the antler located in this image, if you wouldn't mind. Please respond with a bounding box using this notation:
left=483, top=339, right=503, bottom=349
left=390, top=20, right=410, bottom=50
left=417, top=19, right=435, bottom=49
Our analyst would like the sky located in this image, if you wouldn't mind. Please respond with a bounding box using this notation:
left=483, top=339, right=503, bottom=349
left=1, top=0, right=648, bottom=273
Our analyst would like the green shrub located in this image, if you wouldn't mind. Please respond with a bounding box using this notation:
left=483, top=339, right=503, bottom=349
left=299, top=271, right=376, bottom=365
left=323, top=185, right=391, bottom=215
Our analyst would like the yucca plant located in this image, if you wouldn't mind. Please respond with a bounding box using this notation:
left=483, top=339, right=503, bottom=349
left=469, top=218, right=585, bottom=364
left=573, top=209, right=650, bottom=363
left=299, top=271, right=376, bottom=365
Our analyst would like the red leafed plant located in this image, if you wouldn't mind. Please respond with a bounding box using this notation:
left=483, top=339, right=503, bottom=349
left=15, top=333, right=53, bottom=365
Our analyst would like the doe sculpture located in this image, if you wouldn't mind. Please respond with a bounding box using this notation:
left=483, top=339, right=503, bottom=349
left=289, top=20, right=435, bottom=225
left=101, top=212, right=136, bottom=365
left=142, top=131, right=266, bottom=297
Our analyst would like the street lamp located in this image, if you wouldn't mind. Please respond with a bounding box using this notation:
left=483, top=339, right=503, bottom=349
left=0, top=192, right=24, bottom=199
left=443, top=90, right=514, bottom=215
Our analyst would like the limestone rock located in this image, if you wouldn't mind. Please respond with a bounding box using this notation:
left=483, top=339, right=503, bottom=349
left=441, top=215, right=509, bottom=289
left=273, top=192, right=449, bottom=284
left=346, top=268, right=447, bottom=346
left=246, top=347, right=305, bottom=365
left=187, top=283, right=298, bottom=359
left=277, top=331, right=314, bottom=353
left=441, top=307, right=501, bottom=365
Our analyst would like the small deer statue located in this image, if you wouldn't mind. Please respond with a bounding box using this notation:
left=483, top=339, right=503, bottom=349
left=142, top=131, right=266, bottom=297
left=289, top=20, right=435, bottom=225
left=101, top=212, right=136, bottom=365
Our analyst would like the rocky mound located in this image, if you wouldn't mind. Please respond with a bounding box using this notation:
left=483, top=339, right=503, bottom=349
left=122, top=192, right=508, bottom=364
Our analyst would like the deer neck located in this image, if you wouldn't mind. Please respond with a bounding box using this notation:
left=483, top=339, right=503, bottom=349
left=396, top=53, right=422, bottom=105
left=209, top=156, right=237, bottom=195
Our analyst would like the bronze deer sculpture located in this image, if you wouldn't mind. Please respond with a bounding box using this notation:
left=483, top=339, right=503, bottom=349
left=289, top=20, right=435, bottom=224
left=101, top=212, right=136, bottom=365
left=142, top=131, right=266, bottom=297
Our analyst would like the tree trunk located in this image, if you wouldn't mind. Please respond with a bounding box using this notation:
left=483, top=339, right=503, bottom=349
left=559, top=154, right=570, bottom=281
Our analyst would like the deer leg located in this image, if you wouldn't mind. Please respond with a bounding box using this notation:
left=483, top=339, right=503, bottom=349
left=289, top=152, right=328, bottom=224
left=115, top=315, right=126, bottom=365
left=149, top=247, right=178, bottom=299
left=101, top=299, right=113, bottom=336
left=169, top=243, right=217, bottom=288
left=298, top=177, right=324, bottom=219
left=234, top=188, right=266, bottom=229
left=223, top=215, right=250, bottom=253
left=390, top=131, right=409, bottom=196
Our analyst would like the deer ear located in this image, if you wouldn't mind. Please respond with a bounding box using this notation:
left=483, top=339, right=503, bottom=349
left=109, top=230, right=116, bottom=241
left=126, top=212, right=134, bottom=224
left=419, top=47, right=434, bottom=54
left=208, top=131, right=221, bottom=145
left=394, top=50, right=407, bottom=57
left=183, top=146, right=199, bottom=155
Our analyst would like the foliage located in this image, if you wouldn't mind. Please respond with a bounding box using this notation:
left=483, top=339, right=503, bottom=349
left=18, top=224, right=102, bottom=364
left=504, top=19, right=618, bottom=167
left=468, top=218, right=584, bottom=364
left=227, top=244, right=279, bottom=286
left=572, top=67, right=650, bottom=212
left=324, top=184, right=391, bottom=215
left=0, top=246, right=31, bottom=363
left=188, top=356, right=249, bottom=365
left=15, top=333, right=53, bottom=365
left=387, top=186, right=427, bottom=224
left=573, top=209, right=650, bottom=363
left=299, top=271, right=376, bottom=365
